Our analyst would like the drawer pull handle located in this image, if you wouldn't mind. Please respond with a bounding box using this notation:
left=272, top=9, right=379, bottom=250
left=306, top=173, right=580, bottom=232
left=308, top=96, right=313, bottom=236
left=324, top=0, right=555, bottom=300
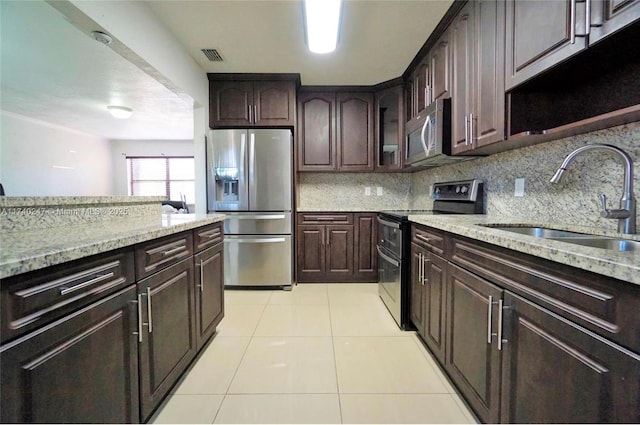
left=202, top=231, right=221, bottom=239
left=163, top=246, right=185, bottom=256
left=415, top=234, right=435, bottom=243
left=59, top=272, right=115, bottom=296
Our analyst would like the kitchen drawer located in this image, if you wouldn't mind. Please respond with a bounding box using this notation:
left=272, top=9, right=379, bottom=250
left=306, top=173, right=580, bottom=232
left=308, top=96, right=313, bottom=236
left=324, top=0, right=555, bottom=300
left=1, top=248, right=135, bottom=344
left=298, top=212, right=353, bottom=225
left=412, top=224, right=445, bottom=257
left=135, top=231, right=193, bottom=280
left=450, top=234, right=640, bottom=353
left=193, top=222, right=223, bottom=253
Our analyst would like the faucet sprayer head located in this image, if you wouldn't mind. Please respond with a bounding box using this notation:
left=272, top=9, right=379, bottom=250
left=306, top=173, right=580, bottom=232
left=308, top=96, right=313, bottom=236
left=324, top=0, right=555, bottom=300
left=550, top=168, right=566, bottom=184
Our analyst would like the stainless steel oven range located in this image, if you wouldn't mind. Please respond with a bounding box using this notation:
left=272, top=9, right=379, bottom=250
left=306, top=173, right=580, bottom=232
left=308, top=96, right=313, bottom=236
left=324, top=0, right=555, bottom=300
left=377, top=179, right=484, bottom=329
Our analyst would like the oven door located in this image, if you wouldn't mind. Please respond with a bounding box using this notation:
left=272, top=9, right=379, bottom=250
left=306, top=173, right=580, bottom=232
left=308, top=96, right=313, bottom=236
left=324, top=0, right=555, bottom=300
left=377, top=245, right=402, bottom=327
left=377, top=214, right=402, bottom=257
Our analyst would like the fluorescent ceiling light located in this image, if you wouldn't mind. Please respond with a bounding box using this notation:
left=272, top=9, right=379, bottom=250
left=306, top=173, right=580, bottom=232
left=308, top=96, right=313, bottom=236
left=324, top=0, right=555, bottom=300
left=107, top=105, right=133, bottom=119
left=304, top=0, right=342, bottom=54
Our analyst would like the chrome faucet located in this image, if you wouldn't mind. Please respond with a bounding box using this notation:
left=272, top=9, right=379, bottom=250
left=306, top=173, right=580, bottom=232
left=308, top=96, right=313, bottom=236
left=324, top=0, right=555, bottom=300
left=550, top=144, right=636, bottom=234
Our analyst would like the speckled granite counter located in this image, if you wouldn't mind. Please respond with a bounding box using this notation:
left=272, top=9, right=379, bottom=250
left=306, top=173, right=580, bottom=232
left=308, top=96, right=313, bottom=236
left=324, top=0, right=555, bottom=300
left=408, top=214, right=640, bottom=285
left=0, top=213, right=225, bottom=280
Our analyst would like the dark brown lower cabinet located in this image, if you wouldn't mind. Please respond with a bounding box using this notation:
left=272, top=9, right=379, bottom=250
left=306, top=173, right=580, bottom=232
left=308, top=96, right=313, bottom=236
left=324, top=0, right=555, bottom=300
left=296, top=212, right=377, bottom=283
left=325, top=225, right=355, bottom=280
left=422, top=252, right=447, bottom=364
left=446, top=264, right=503, bottom=423
left=194, top=243, right=224, bottom=351
left=138, top=258, right=196, bottom=421
left=501, top=292, right=640, bottom=423
left=409, top=244, right=426, bottom=336
left=410, top=242, right=447, bottom=365
left=0, top=286, right=140, bottom=423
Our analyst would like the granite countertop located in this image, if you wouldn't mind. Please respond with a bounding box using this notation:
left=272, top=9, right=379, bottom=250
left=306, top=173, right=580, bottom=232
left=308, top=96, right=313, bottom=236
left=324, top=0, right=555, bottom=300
left=0, top=213, right=226, bottom=280
left=408, top=214, right=640, bottom=285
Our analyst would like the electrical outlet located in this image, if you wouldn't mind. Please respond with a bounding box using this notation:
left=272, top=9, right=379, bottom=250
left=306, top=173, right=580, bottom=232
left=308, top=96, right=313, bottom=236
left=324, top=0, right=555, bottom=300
left=376, top=186, right=383, bottom=196
left=365, top=186, right=371, bottom=196
left=514, top=178, right=525, bottom=197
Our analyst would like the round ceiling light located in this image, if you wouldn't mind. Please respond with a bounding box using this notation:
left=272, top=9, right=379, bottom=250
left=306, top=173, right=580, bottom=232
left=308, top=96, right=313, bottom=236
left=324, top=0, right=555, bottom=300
left=91, top=31, right=113, bottom=45
left=107, top=105, right=133, bottom=119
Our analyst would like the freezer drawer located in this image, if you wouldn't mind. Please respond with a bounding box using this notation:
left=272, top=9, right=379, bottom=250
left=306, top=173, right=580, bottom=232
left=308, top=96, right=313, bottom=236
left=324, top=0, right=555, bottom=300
left=224, top=235, right=292, bottom=287
left=223, top=212, right=292, bottom=235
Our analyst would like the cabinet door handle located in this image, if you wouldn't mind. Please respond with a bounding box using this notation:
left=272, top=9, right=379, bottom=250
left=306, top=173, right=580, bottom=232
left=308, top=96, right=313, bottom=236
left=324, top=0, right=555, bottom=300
left=498, top=298, right=505, bottom=351
left=487, top=295, right=494, bottom=344
left=422, top=257, right=430, bottom=285
left=254, top=105, right=258, bottom=123
left=198, top=260, right=205, bottom=293
left=570, top=0, right=577, bottom=44
left=59, top=272, right=115, bottom=295
left=248, top=105, right=253, bottom=123
left=418, top=252, right=424, bottom=285
left=135, top=293, right=144, bottom=343
left=584, top=0, right=591, bottom=35
left=198, top=257, right=216, bottom=293
left=146, top=287, right=153, bottom=333
left=469, top=113, right=476, bottom=145
left=464, top=115, right=469, bottom=146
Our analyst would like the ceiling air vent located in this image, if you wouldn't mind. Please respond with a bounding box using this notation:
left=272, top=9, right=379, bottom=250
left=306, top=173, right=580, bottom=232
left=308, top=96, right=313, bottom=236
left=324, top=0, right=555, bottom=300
left=201, top=48, right=224, bottom=62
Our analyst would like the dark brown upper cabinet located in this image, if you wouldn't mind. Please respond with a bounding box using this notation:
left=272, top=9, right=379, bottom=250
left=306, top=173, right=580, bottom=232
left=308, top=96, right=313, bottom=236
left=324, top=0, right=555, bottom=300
left=374, top=84, right=405, bottom=171
left=505, top=0, right=589, bottom=90
left=589, top=0, right=640, bottom=44
left=451, top=0, right=506, bottom=155
left=337, top=92, right=374, bottom=171
left=505, top=0, right=639, bottom=91
left=297, top=91, right=336, bottom=171
left=209, top=76, right=297, bottom=128
left=406, top=30, right=451, bottom=124
left=297, top=90, right=374, bottom=172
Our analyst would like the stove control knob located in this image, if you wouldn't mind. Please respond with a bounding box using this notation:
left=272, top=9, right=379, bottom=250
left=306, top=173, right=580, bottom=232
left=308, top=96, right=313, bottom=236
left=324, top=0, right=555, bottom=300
left=455, top=185, right=461, bottom=193
left=461, top=185, right=469, bottom=194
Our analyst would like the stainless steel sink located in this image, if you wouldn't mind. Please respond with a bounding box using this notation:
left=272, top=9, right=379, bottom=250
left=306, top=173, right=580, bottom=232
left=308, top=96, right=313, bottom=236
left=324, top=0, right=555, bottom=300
left=548, top=237, right=639, bottom=252
left=483, top=225, right=591, bottom=238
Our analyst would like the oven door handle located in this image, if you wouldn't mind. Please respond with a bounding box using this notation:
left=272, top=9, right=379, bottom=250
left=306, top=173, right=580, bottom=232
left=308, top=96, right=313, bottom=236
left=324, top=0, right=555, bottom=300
left=377, top=215, right=401, bottom=229
left=377, top=245, right=400, bottom=268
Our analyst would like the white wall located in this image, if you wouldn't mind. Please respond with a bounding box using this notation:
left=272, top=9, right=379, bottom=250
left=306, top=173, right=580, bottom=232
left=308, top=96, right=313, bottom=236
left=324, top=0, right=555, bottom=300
left=110, top=139, right=194, bottom=196
left=0, top=111, right=113, bottom=196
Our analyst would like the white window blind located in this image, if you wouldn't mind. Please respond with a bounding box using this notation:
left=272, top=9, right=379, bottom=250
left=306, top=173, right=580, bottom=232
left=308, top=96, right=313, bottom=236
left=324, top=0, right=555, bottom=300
left=127, top=157, right=195, bottom=203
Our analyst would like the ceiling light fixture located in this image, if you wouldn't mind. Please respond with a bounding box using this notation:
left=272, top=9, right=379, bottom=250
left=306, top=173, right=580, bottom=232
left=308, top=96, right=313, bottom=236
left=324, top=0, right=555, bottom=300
left=107, top=105, right=133, bottom=119
left=303, top=0, right=342, bottom=54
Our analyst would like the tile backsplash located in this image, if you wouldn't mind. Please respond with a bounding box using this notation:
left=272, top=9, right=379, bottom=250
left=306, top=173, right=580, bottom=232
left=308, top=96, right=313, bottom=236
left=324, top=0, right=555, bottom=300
left=297, top=172, right=410, bottom=211
left=410, top=121, right=640, bottom=230
left=297, top=121, right=639, bottom=231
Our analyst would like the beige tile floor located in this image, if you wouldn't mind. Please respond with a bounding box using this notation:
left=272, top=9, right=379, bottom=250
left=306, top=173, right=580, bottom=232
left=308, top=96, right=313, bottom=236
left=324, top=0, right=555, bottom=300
left=151, top=283, right=478, bottom=424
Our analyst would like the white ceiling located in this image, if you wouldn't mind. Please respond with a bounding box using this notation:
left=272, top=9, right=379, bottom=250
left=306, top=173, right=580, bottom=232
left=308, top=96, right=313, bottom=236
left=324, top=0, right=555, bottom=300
left=0, top=0, right=452, bottom=141
left=0, top=1, right=195, bottom=140
left=148, top=0, right=453, bottom=86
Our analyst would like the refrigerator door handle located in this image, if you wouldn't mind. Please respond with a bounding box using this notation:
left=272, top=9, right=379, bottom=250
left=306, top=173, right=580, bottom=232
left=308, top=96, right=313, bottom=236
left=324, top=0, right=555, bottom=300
left=224, top=237, right=286, bottom=244
left=227, top=214, right=286, bottom=220
left=248, top=131, right=257, bottom=208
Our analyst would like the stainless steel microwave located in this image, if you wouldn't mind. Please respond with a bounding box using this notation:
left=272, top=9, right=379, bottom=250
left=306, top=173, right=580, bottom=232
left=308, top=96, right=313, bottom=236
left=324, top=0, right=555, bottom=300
left=405, top=98, right=463, bottom=168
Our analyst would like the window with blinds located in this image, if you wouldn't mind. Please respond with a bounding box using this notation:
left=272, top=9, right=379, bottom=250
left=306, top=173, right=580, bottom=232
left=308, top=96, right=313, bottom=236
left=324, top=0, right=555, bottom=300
left=126, top=157, right=195, bottom=203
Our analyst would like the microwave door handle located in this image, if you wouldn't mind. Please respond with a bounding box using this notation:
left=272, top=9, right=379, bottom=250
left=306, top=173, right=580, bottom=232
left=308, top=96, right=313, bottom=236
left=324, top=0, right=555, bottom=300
left=426, top=117, right=436, bottom=155
left=420, top=115, right=430, bottom=155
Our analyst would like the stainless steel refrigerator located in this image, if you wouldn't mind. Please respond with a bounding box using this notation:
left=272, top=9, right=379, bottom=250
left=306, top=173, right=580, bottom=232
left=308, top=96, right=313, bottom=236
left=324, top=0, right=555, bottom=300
left=206, top=129, right=293, bottom=288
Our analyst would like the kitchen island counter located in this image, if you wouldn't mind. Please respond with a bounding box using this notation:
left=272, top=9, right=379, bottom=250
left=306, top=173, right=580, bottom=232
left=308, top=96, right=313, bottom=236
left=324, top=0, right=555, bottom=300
left=0, top=196, right=225, bottom=279
left=409, top=214, right=640, bottom=285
